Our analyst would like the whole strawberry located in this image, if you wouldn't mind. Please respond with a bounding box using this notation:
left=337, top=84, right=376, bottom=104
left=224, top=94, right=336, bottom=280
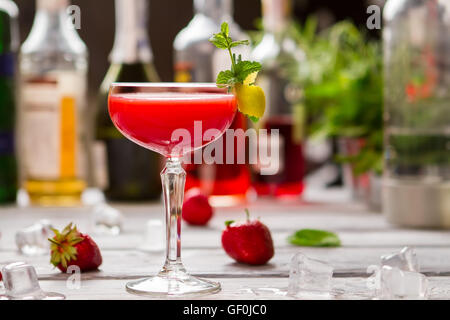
left=182, top=188, right=214, bottom=226
left=49, top=223, right=102, bottom=272
left=221, top=209, right=274, bottom=265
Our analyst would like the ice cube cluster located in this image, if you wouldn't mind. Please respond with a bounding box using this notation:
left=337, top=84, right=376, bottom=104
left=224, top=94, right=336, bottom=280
left=286, top=247, right=429, bottom=300
left=377, top=247, right=428, bottom=299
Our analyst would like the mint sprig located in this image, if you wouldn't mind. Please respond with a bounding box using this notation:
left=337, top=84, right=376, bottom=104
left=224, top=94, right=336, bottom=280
left=210, top=22, right=261, bottom=87
left=288, top=229, right=341, bottom=247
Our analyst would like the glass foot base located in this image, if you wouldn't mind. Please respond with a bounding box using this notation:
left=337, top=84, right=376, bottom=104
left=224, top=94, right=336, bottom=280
left=126, top=271, right=221, bottom=297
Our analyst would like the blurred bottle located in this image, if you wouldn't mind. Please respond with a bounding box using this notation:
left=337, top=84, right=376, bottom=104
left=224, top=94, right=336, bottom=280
left=251, top=0, right=306, bottom=199
left=383, top=0, right=450, bottom=227
left=0, top=0, right=18, bottom=204
left=94, top=0, right=161, bottom=201
left=174, top=0, right=252, bottom=206
left=18, top=0, right=88, bottom=206
left=174, top=0, right=247, bottom=83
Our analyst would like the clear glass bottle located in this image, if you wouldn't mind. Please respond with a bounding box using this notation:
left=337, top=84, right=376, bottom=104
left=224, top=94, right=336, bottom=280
left=252, top=0, right=307, bottom=198
left=174, top=0, right=252, bottom=206
left=173, top=0, right=246, bottom=82
left=0, top=0, right=18, bottom=204
left=383, top=0, right=450, bottom=227
left=18, top=0, right=88, bottom=206
left=94, top=0, right=162, bottom=201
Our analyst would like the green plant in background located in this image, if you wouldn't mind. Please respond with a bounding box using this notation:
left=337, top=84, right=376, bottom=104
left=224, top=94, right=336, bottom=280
left=266, top=18, right=384, bottom=176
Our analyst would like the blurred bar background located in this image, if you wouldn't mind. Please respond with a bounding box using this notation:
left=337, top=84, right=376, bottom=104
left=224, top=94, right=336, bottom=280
left=5, top=0, right=448, bottom=229
left=2, top=0, right=387, bottom=209
left=15, top=0, right=379, bottom=99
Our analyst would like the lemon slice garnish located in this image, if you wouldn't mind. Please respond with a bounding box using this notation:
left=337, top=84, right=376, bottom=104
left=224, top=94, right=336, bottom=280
left=244, top=72, right=258, bottom=86
left=234, top=73, right=266, bottom=121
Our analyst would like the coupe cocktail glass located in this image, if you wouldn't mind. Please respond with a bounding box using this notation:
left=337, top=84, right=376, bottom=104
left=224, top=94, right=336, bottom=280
left=108, top=83, right=237, bottom=296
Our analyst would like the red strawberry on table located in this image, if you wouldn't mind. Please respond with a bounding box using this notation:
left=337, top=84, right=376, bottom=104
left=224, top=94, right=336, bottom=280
left=221, top=209, right=274, bottom=265
left=49, top=223, right=102, bottom=272
left=182, top=188, right=214, bottom=226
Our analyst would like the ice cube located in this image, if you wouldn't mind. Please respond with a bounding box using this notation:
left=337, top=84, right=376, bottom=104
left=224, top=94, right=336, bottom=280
left=0, top=262, right=65, bottom=300
left=288, top=252, right=333, bottom=297
left=380, top=266, right=428, bottom=299
left=92, top=203, right=123, bottom=236
left=381, top=246, right=419, bottom=272
left=15, top=220, right=53, bottom=256
left=138, top=220, right=164, bottom=252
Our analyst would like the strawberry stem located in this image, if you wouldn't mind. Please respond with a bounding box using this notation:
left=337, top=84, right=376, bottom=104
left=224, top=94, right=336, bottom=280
left=245, top=208, right=250, bottom=221
left=48, top=223, right=81, bottom=268
left=48, top=238, right=60, bottom=246
left=225, top=220, right=235, bottom=227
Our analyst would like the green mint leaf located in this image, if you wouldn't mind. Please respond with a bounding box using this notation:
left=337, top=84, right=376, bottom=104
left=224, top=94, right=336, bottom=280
left=221, top=22, right=229, bottom=37
left=234, top=61, right=262, bottom=82
left=211, top=21, right=263, bottom=123
left=287, top=229, right=341, bottom=247
left=209, top=34, right=229, bottom=49
left=216, top=70, right=236, bottom=85
left=248, top=116, right=260, bottom=123
left=230, top=40, right=249, bottom=48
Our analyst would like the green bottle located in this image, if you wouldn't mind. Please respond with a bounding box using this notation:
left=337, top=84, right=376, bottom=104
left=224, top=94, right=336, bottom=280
left=0, top=0, right=18, bottom=204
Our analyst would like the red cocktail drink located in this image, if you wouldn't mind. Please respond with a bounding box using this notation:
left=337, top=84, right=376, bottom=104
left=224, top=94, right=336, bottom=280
left=109, top=91, right=237, bottom=157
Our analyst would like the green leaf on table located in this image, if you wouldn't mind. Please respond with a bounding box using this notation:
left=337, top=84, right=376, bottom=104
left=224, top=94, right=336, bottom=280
left=287, top=229, right=341, bottom=247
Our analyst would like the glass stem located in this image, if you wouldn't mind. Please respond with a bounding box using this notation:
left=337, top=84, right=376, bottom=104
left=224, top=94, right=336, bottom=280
left=160, top=157, right=186, bottom=273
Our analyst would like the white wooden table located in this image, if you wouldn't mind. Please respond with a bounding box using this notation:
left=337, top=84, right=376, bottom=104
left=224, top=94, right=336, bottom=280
left=1, top=188, right=450, bottom=300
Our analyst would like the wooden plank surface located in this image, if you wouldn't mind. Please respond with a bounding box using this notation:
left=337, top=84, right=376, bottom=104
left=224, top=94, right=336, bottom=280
left=5, top=277, right=450, bottom=300
left=1, top=188, right=450, bottom=299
